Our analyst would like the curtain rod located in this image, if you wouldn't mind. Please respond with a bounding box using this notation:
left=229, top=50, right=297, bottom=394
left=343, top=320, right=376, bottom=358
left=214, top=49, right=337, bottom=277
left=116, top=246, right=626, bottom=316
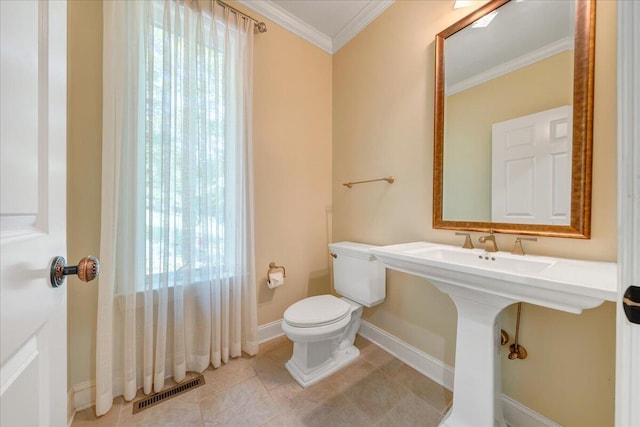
left=216, top=0, right=267, bottom=33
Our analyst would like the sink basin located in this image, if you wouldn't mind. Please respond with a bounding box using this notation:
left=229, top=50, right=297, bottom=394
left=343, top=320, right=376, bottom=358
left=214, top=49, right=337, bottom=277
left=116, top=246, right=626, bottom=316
left=369, top=241, right=617, bottom=427
left=409, top=247, right=554, bottom=275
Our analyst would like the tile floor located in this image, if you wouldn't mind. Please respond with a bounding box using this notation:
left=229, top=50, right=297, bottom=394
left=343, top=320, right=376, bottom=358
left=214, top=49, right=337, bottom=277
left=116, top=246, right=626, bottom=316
left=72, top=336, right=452, bottom=426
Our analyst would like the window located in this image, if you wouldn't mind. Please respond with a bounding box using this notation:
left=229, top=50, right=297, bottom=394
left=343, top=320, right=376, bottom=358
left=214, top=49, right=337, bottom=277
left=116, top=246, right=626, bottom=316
left=137, top=1, right=248, bottom=289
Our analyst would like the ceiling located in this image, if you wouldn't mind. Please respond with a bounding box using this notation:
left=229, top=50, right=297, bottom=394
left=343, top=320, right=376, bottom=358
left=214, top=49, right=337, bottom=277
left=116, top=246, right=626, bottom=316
left=239, top=0, right=571, bottom=89
left=446, top=0, right=574, bottom=94
left=237, top=0, right=394, bottom=54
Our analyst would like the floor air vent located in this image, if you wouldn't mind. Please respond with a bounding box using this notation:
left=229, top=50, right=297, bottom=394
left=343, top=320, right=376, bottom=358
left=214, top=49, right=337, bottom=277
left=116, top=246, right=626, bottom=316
left=132, top=374, right=205, bottom=414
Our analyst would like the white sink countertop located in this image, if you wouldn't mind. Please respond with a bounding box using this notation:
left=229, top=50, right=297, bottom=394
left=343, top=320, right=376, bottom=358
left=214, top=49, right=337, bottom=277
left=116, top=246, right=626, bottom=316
left=370, top=241, right=617, bottom=313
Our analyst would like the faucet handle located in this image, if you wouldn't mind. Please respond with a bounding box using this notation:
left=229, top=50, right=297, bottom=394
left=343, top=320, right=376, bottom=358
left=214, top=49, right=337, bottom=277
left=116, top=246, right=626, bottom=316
left=512, top=237, right=537, bottom=256
left=455, top=232, right=474, bottom=249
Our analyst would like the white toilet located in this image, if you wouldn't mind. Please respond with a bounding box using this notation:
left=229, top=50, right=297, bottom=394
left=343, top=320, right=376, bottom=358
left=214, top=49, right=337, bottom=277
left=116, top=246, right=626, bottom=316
left=281, top=241, right=385, bottom=388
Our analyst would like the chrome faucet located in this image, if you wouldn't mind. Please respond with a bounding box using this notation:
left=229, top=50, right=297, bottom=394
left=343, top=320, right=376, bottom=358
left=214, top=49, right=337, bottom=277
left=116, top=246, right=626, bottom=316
left=478, top=232, right=498, bottom=252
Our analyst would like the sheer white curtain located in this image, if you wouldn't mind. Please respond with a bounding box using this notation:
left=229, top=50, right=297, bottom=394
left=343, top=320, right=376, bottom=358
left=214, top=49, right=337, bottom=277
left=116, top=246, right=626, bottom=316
left=96, top=0, right=258, bottom=416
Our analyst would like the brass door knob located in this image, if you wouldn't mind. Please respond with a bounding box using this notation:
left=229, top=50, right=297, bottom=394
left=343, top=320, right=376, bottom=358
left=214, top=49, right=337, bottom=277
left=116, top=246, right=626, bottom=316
left=50, top=256, right=100, bottom=288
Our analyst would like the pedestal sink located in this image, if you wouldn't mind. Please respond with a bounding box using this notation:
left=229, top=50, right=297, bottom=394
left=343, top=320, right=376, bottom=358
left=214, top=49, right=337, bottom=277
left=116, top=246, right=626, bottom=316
left=369, top=242, right=617, bottom=427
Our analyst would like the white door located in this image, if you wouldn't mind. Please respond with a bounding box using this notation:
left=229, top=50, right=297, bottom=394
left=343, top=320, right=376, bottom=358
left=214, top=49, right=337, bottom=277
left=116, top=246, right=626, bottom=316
left=1, top=1, right=67, bottom=425
left=616, top=1, right=640, bottom=425
left=491, top=105, right=572, bottom=225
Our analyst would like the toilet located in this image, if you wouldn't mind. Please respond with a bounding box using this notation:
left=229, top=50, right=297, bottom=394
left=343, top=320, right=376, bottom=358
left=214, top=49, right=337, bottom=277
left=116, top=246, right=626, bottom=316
left=281, top=241, right=385, bottom=388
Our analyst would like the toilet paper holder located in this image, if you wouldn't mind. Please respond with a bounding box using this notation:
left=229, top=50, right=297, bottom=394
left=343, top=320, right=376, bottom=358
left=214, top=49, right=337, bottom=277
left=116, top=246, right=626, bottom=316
left=267, top=262, right=286, bottom=279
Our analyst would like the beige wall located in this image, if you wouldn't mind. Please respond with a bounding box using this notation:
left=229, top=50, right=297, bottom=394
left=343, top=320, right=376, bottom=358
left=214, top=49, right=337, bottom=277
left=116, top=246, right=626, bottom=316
left=251, top=5, right=333, bottom=324
left=67, top=0, right=103, bottom=388
left=66, top=0, right=332, bottom=388
left=444, top=51, right=574, bottom=221
left=333, top=1, right=617, bottom=427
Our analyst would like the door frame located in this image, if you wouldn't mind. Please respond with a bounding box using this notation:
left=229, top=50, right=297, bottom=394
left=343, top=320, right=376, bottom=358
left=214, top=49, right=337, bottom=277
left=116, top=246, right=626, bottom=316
left=615, top=0, right=639, bottom=425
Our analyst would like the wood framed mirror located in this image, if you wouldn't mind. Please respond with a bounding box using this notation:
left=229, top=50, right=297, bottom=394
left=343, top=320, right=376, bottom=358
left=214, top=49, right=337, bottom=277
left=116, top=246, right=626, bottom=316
left=433, top=0, right=595, bottom=238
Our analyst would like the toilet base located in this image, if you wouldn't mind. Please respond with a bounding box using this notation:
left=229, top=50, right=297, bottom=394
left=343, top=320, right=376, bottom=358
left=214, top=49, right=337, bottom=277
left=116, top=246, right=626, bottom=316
left=285, top=344, right=360, bottom=388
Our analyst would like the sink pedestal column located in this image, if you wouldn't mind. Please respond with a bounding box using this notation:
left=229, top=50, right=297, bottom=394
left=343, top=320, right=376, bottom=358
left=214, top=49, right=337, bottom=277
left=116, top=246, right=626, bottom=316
left=370, top=242, right=617, bottom=427
left=439, top=289, right=516, bottom=427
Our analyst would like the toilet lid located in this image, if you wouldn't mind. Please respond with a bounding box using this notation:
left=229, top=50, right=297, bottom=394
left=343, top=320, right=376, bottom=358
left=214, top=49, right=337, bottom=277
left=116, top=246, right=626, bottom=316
left=284, top=295, right=351, bottom=328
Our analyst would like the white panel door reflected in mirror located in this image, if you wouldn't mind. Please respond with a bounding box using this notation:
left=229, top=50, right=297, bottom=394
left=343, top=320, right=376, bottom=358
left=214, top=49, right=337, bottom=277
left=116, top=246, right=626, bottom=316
left=491, top=106, right=572, bottom=225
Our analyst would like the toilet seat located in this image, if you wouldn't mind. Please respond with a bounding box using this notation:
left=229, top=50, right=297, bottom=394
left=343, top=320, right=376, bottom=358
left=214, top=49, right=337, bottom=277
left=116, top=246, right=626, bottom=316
left=283, top=295, right=351, bottom=328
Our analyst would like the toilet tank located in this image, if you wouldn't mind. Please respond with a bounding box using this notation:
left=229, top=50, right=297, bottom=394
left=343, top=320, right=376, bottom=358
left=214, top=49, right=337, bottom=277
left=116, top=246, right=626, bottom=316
left=328, top=242, right=385, bottom=307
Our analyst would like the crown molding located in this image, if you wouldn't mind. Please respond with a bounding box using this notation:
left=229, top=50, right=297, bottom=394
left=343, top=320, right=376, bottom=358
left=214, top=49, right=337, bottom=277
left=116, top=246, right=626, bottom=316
left=446, top=36, right=574, bottom=96
left=238, top=0, right=394, bottom=54
left=332, top=0, right=394, bottom=53
left=238, top=0, right=332, bottom=53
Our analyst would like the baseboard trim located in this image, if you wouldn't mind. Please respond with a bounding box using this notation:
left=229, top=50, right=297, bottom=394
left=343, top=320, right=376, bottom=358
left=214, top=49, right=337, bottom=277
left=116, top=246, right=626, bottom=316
left=501, top=394, right=562, bottom=427
left=358, top=320, right=455, bottom=390
left=258, top=319, right=284, bottom=343
left=67, top=388, right=75, bottom=427
left=72, top=380, right=96, bottom=412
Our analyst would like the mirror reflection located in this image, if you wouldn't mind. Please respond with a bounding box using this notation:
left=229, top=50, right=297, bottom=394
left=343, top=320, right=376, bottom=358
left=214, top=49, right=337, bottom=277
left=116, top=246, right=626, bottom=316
left=434, top=0, right=595, bottom=237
